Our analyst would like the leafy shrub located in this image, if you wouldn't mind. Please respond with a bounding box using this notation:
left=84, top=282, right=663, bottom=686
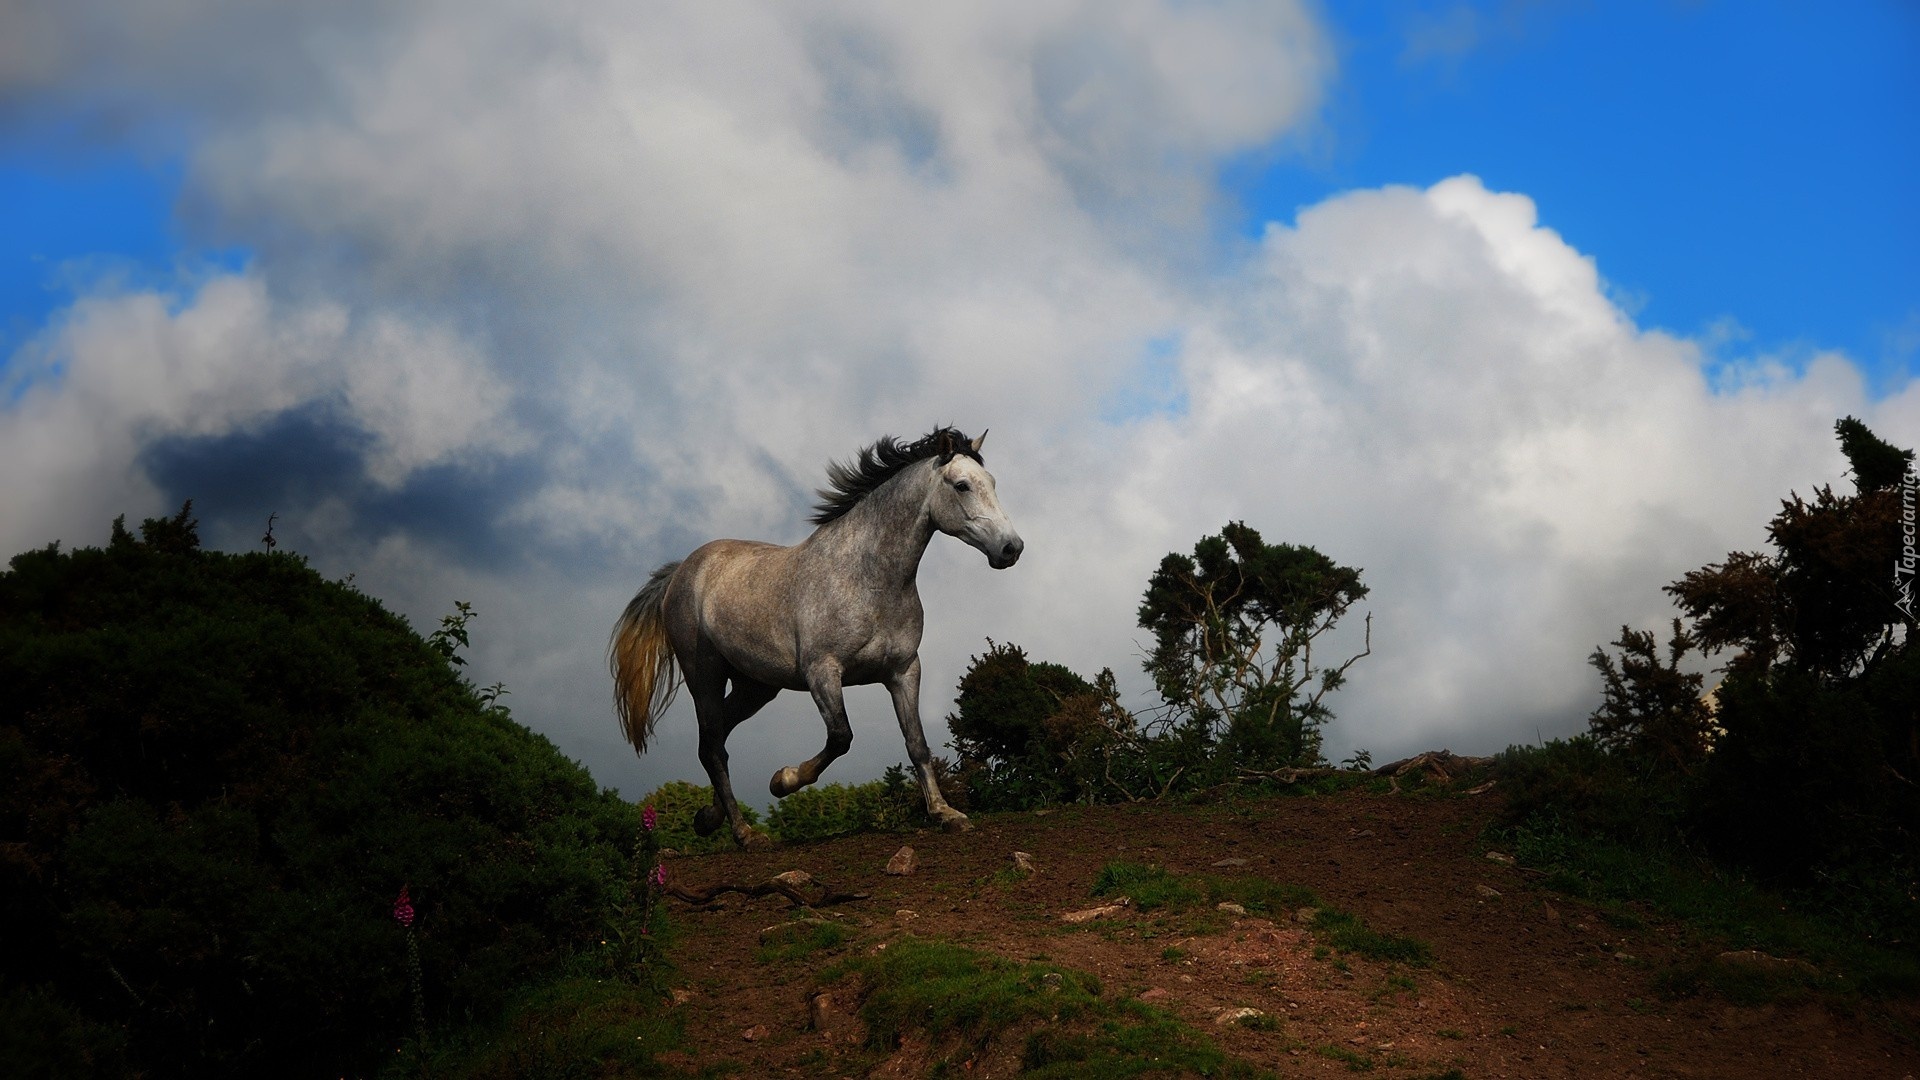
left=633, top=779, right=760, bottom=855
left=765, top=766, right=924, bottom=842
left=0, top=508, right=640, bottom=1078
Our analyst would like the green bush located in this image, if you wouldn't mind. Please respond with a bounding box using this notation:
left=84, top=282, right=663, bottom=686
left=765, top=766, right=923, bottom=842
left=0, top=508, right=640, bottom=1078
left=634, top=779, right=760, bottom=854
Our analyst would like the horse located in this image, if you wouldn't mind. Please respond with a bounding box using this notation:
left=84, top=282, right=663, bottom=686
left=609, top=426, right=1024, bottom=846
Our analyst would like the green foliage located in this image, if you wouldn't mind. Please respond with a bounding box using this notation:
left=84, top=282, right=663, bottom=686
left=756, top=919, right=851, bottom=964
left=1089, top=862, right=1202, bottom=912
left=1087, top=862, right=1429, bottom=965
left=634, top=780, right=760, bottom=854
left=841, top=937, right=1101, bottom=1052
left=766, top=771, right=924, bottom=842
left=1562, top=417, right=1918, bottom=935
left=947, top=642, right=1142, bottom=810
left=0, top=508, right=641, bottom=1078
left=1308, top=909, right=1432, bottom=967
left=832, top=938, right=1270, bottom=1078
left=404, top=975, right=705, bottom=1080
left=1138, top=521, right=1369, bottom=776
left=1495, top=811, right=1920, bottom=1000
left=1587, top=620, right=1713, bottom=773
left=1835, top=414, right=1914, bottom=493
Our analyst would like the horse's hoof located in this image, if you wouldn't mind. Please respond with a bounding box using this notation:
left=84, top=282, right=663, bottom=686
left=693, top=805, right=724, bottom=836
left=739, top=827, right=775, bottom=850
left=937, top=811, right=973, bottom=833
left=770, top=766, right=804, bottom=798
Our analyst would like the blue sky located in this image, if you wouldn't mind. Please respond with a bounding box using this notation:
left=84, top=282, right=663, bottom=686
left=6, top=2, right=1914, bottom=386
left=2, top=1, right=1915, bottom=793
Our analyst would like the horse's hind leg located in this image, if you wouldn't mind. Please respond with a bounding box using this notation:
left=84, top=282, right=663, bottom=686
left=688, top=671, right=775, bottom=848
left=772, top=660, right=853, bottom=798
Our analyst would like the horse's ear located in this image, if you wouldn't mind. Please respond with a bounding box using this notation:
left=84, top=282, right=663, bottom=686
left=969, top=429, right=987, bottom=454
left=937, top=429, right=956, bottom=463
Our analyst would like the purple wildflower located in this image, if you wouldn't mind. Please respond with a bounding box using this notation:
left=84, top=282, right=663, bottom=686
left=642, top=805, right=657, bottom=832
left=650, top=863, right=667, bottom=887
left=393, top=885, right=415, bottom=928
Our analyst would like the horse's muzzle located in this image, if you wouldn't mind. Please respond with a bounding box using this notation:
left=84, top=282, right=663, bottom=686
left=990, top=536, right=1024, bottom=569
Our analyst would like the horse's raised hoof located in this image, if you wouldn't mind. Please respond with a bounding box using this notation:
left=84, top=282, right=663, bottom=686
left=770, top=765, right=805, bottom=798
left=693, top=804, right=725, bottom=836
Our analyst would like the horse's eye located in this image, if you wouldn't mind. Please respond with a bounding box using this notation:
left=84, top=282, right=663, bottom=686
left=954, top=480, right=972, bottom=493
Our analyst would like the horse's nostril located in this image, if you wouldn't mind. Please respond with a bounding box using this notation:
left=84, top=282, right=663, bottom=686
left=1002, top=539, right=1024, bottom=560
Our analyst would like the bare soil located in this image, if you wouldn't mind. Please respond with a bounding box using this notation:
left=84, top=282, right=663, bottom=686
left=652, top=789, right=1917, bottom=1078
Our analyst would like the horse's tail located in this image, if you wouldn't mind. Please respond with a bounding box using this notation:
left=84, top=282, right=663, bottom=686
left=609, top=561, right=682, bottom=753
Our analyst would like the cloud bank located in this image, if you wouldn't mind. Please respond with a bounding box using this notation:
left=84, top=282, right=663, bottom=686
left=4, top=1, right=1910, bottom=800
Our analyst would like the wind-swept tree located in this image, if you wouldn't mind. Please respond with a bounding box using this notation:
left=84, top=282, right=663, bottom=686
left=1138, top=521, right=1369, bottom=773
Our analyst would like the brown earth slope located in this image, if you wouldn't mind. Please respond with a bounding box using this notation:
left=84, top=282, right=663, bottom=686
left=650, top=789, right=1916, bottom=1078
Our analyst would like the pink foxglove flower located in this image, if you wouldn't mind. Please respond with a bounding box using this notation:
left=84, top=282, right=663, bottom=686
left=650, top=864, right=667, bottom=887
left=393, top=885, right=415, bottom=928
left=642, top=805, right=657, bottom=832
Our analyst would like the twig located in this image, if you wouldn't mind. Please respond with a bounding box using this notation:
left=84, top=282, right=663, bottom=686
left=665, top=879, right=869, bottom=909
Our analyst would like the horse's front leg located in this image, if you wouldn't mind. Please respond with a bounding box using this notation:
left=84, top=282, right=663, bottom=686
left=887, top=656, right=969, bottom=832
left=772, top=660, right=854, bottom=798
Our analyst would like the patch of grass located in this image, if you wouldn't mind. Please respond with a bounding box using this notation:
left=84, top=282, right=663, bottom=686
left=1311, top=910, right=1434, bottom=967
left=1370, top=973, right=1417, bottom=1002
left=827, top=939, right=1272, bottom=1078
left=1089, top=862, right=1435, bottom=967
left=411, top=975, right=710, bottom=1079
left=1434, top=1028, right=1465, bottom=1040
left=1237, top=1012, right=1281, bottom=1032
left=1316, top=1043, right=1374, bottom=1071
left=755, top=919, right=851, bottom=964
left=1655, top=955, right=1822, bottom=1006
left=1090, top=862, right=1202, bottom=911
left=1497, top=816, right=1920, bottom=1000
left=1160, top=946, right=1187, bottom=962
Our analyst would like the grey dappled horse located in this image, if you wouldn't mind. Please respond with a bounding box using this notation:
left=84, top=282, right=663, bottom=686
left=610, top=427, right=1024, bottom=846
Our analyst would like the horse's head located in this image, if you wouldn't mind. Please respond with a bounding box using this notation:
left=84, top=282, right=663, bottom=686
left=929, top=430, right=1023, bottom=569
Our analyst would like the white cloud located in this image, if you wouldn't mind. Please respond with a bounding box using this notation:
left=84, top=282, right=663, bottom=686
left=0, top=3, right=1903, bottom=803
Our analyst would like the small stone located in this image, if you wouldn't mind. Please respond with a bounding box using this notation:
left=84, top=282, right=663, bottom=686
left=741, top=1024, right=768, bottom=1042
left=1615, top=952, right=1636, bottom=963
left=1475, top=884, right=1502, bottom=899
left=1542, top=901, right=1560, bottom=922
left=1061, top=898, right=1131, bottom=924
left=1011, top=851, right=1037, bottom=874
left=1211, top=857, right=1249, bottom=868
left=669, top=988, right=695, bottom=1006
left=771, top=869, right=814, bottom=889
left=1294, top=906, right=1320, bottom=925
left=1041, top=972, right=1063, bottom=991
left=894, top=908, right=918, bottom=921
left=885, top=846, right=915, bottom=875
left=759, top=917, right=824, bottom=944
left=1714, top=950, right=1817, bottom=976
left=1217, top=902, right=1248, bottom=916
left=1138, top=987, right=1171, bottom=1002
left=809, top=991, right=843, bottom=1034
left=1484, top=851, right=1515, bottom=865
left=1215, top=1007, right=1264, bottom=1025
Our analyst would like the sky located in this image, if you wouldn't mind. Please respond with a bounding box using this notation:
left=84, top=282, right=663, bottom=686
left=3, top=0, right=1916, bottom=805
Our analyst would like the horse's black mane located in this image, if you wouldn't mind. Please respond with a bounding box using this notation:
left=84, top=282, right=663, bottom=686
left=810, top=426, right=983, bottom=525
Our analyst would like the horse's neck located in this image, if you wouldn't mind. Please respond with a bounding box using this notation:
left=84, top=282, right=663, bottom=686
left=803, top=470, right=934, bottom=585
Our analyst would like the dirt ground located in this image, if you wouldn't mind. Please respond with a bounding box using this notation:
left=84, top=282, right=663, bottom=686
left=649, top=789, right=1917, bottom=1078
